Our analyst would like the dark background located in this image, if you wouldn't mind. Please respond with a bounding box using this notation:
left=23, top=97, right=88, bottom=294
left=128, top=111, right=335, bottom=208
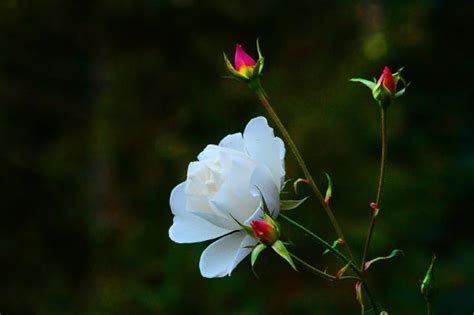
left=0, top=0, right=473, bottom=314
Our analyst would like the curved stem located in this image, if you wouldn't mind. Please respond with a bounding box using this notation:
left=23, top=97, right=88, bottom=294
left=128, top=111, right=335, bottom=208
left=360, top=108, right=387, bottom=270
left=249, top=78, right=355, bottom=264
left=289, top=252, right=360, bottom=281
left=281, top=213, right=379, bottom=314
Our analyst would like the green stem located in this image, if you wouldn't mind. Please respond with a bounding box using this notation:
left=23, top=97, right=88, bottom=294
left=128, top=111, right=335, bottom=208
left=426, top=299, right=432, bottom=315
left=360, top=108, right=387, bottom=270
left=249, top=78, right=355, bottom=264
left=362, top=281, right=379, bottom=314
left=280, top=214, right=356, bottom=272
left=281, top=213, right=379, bottom=314
left=289, top=252, right=360, bottom=281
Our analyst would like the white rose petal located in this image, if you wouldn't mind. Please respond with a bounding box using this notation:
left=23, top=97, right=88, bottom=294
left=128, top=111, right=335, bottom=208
left=249, top=164, right=280, bottom=218
left=199, top=231, right=257, bottom=278
left=169, top=116, right=286, bottom=277
left=244, top=116, right=286, bottom=187
left=169, top=183, right=232, bottom=243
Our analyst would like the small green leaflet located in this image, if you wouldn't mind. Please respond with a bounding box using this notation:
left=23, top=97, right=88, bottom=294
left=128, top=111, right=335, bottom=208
left=272, top=240, right=297, bottom=271
left=364, top=249, right=404, bottom=271
left=280, top=196, right=309, bottom=210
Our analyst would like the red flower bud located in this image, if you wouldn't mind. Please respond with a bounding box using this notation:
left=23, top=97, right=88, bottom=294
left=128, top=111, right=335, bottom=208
left=351, top=66, right=407, bottom=108
left=250, top=219, right=279, bottom=245
left=234, top=44, right=256, bottom=72
left=377, top=66, right=396, bottom=97
left=223, top=39, right=264, bottom=80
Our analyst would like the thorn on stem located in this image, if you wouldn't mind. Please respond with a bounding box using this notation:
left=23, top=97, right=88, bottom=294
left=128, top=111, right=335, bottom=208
left=370, top=202, right=380, bottom=216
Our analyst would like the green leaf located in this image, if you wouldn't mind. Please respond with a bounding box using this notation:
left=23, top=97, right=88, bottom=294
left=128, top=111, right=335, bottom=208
left=322, top=239, right=342, bottom=256
left=272, top=240, right=297, bottom=271
left=350, top=78, right=376, bottom=90
left=280, top=196, right=309, bottom=210
left=251, top=243, right=267, bottom=267
left=364, top=249, right=404, bottom=271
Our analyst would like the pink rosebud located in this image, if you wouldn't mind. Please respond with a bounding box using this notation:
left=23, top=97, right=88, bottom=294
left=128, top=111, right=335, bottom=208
left=223, top=40, right=264, bottom=80
left=250, top=219, right=279, bottom=245
left=234, top=44, right=256, bottom=72
left=377, top=66, right=396, bottom=97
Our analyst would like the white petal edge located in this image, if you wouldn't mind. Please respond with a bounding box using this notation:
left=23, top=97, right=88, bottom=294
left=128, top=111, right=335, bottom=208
left=243, top=116, right=285, bottom=188
left=170, top=182, right=187, bottom=216
left=249, top=164, right=280, bottom=218
left=274, top=136, right=286, bottom=187
left=199, top=231, right=255, bottom=278
left=218, top=132, right=245, bottom=152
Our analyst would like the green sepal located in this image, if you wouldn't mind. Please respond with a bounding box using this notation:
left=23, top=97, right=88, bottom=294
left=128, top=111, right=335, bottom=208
left=394, top=79, right=410, bottom=99
left=272, top=240, right=297, bottom=271
left=372, top=83, right=392, bottom=108
left=223, top=52, right=248, bottom=80
left=229, top=214, right=254, bottom=235
left=280, top=196, right=309, bottom=211
left=255, top=57, right=265, bottom=76
left=256, top=38, right=263, bottom=60
left=256, top=38, right=264, bottom=75
left=393, top=67, right=410, bottom=99
left=280, top=178, right=292, bottom=192
left=293, top=178, right=309, bottom=195
left=253, top=186, right=272, bottom=216
left=392, top=67, right=405, bottom=85
left=324, top=172, right=333, bottom=204
left=395, top=87, right=406, bottom=98
left=251, top=243, right=267, bottom=268
left=350, top=78, right=377, bottom=90
left=421, top=254, right=437, bottom=302
left=364, top=249, right=404, bottom=271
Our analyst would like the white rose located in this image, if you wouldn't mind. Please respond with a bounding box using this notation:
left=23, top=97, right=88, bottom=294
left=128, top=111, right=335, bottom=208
left=169, top=116, right=286, bottom=278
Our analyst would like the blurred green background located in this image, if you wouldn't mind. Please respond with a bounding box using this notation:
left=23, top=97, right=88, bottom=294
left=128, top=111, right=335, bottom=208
left=1, top=0, right=472, bottom=314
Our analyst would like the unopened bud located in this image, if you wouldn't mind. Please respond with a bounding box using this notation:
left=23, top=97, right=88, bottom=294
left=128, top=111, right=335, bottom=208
left=350, top=66, right=408, bottom=109
left=250, top=214, right=279, bottom=246
left=224, top=39, right=264, bottom=81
